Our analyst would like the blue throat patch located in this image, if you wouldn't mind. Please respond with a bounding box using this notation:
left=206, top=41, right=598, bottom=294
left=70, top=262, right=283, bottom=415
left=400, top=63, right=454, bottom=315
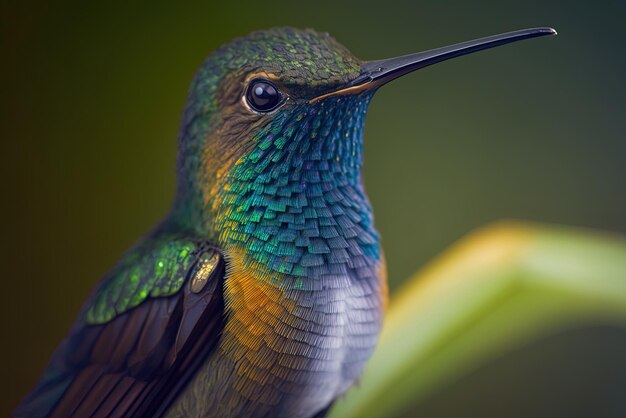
left=214, top=93, right=381, bottom=284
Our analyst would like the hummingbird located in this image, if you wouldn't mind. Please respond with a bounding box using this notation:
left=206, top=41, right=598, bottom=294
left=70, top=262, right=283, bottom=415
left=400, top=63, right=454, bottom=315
left=14, top=26, right=556, bottom=418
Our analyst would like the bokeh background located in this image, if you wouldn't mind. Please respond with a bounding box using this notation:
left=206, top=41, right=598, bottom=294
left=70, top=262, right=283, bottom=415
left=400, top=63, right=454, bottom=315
left=2, top=0, right=625, bottom=416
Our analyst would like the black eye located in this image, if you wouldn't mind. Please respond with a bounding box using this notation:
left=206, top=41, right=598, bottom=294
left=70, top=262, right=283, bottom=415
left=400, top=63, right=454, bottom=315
left=245, top=79, right=282, bottom=112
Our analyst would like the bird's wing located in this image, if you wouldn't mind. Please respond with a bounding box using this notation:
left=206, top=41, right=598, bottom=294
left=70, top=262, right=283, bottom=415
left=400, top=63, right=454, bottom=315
left=13, top=233, right=226, bottom=418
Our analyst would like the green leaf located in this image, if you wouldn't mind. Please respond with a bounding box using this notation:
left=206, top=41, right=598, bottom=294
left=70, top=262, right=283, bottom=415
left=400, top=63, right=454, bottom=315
left=329, top=221, right=626, bottom=418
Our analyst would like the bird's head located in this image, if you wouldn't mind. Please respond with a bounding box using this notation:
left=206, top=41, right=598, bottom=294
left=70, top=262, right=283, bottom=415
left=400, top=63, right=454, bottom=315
left=171, top=26, right=556, bottom=243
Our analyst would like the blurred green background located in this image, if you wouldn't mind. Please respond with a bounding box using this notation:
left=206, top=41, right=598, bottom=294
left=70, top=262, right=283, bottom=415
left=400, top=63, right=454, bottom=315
left=1, top=0, right=625, bottom=415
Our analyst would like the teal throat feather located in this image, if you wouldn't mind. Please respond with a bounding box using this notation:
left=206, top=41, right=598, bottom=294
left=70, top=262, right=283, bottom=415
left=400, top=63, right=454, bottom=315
left=213, top=93, right=381, bottom=285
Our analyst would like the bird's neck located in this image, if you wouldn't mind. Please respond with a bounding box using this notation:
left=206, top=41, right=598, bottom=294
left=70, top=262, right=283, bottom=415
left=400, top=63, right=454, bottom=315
left=227, top=108, right=379, bottom=279
left=217, top=154, right=379, bottom=280
left=171, top=94, right=381, bottom=280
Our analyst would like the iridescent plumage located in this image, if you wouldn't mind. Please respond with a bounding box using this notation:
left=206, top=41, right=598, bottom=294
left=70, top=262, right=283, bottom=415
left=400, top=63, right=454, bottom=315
left=167, top=29, right=386, bottom=417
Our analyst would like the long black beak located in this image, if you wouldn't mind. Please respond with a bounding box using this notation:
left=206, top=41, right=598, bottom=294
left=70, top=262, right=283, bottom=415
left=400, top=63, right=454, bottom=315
left=310, top=27, right=556, bottom=102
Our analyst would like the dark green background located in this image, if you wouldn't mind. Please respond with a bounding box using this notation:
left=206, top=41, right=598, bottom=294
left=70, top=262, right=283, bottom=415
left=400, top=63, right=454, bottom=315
left=2, top=0, right=625, bottom=415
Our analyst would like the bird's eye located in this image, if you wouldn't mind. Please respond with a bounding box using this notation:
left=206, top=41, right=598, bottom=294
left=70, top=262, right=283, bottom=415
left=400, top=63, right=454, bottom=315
left=245, top=79, right=282, bottom=112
